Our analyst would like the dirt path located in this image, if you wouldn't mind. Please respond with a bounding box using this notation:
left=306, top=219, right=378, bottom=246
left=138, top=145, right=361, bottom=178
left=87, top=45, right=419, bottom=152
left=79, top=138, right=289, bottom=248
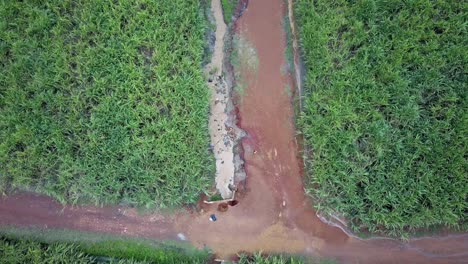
left=0, top=192, right=175, bottom=239
left=0, top=1, right=467, bottom=263
left=206, top=0, right=243, bottom=199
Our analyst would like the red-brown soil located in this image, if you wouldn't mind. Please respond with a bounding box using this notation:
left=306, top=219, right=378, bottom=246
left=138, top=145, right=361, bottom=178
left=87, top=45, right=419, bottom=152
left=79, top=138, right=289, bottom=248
left=0, top=192, right=175, bottom=239
left=0, top=0, right=467, bottom=263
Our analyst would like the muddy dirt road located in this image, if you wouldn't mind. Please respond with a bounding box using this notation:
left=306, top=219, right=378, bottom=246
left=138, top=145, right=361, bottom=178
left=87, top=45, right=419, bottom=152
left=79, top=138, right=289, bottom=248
left=0, top=192, right=175, bottom=239
left=0, top=0, right=467, bottom=263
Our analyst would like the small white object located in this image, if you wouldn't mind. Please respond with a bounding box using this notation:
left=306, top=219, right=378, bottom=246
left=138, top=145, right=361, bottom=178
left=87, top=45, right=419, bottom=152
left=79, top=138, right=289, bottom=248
left=177, top=233, right=187, bottom=241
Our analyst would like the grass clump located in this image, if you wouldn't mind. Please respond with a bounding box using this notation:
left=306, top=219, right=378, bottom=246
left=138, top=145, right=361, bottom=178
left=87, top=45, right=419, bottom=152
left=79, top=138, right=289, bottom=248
left=221, top=0, right=238, bottom=25
left=208, top=192, right=223, bottom=202
left=295, top=0, right=467, bottom=236
left=0, top=0, right=214, bottom=208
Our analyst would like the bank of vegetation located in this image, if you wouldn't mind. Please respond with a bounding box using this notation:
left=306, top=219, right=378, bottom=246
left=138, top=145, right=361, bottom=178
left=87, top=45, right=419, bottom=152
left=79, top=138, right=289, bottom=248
left=221, top=0, right=238, bottom=24
left=0, top=228, right=211, bottom=264
left=235, top=253, right=335, bottom=264
left=0, top=234, right=332, bottom=264
left=295, top=0, right=466, bottom=236
left=0, top=237, right=210, bottom=264
left=0, top=227, right=335, bottom=264
left=0, top=0, right=213, bottom=207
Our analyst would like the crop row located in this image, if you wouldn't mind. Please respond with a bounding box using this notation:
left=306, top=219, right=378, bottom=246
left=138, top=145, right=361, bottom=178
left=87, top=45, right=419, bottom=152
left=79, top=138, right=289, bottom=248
left=0, top=0, right=214, bottom=207
left=295, top=0, right=466, bottom=235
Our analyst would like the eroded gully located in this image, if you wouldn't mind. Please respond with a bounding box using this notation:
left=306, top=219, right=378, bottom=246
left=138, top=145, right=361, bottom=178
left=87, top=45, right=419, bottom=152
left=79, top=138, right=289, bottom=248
left=0, top=0, right=467, bottom=263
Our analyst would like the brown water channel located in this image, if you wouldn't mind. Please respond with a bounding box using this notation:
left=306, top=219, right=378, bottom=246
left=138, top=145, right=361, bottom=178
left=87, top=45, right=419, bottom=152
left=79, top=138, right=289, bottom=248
left=184, top=0, right=468, bottom=262
left=0, top=0, right=467, bottom=263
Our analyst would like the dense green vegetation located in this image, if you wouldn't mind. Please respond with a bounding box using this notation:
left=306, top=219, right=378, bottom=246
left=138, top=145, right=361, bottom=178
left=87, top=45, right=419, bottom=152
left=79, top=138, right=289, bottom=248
left=0, top=0, right=214, bottom=207
left=0, top=228, right=339, bottom=264
left=1, top=236, right=336, bottom=264
left=295, top=0, right=467, bottom=236
left=0, top=228, right=211, bottom=264
left=221, top=0, right=237, bottom=24
left=80, top=240, right=210, bottom=264
left=0, top=237, right=211, bottom=264
left=1, top=237, right=94, bottom=264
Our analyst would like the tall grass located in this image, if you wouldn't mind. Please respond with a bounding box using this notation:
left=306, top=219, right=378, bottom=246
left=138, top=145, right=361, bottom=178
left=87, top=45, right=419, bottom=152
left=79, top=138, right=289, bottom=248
left=0, top=236, right=211, bottom=264
left=1, top=237, right=94, bottom=264
left=235, top=253, right=336, bottom=264
left=221, top=0, right=238, bottom=24
left=0, top=0, right=214, bottom=207
left=0, top=227, right=211, bottom=264
left=295, top=0, right=467, bottom=236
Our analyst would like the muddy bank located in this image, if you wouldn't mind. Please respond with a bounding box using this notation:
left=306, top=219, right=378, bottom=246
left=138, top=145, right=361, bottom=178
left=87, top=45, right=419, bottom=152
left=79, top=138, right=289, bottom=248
left=205, top=0, right=245, bottom=199
left=1, top=191, right=467, bottom=263
left=287, top=0, right=304, bottom=110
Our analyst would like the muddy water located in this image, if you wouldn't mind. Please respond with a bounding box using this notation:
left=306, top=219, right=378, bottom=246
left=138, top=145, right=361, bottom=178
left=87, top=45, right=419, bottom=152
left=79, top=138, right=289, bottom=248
left=183, top=0, right=468, bottom=262
left=229, top=0, right=348, bottom=244
left=0, top=0, right=467, bottom=263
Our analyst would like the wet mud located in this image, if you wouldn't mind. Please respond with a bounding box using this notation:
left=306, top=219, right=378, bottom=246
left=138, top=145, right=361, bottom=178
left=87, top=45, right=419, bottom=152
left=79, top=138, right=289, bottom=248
left=0, top=192, right=175, bottom=239
left=205, top=0, right=244, bottom=199
left=0, top=0, right=467, bottom=263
